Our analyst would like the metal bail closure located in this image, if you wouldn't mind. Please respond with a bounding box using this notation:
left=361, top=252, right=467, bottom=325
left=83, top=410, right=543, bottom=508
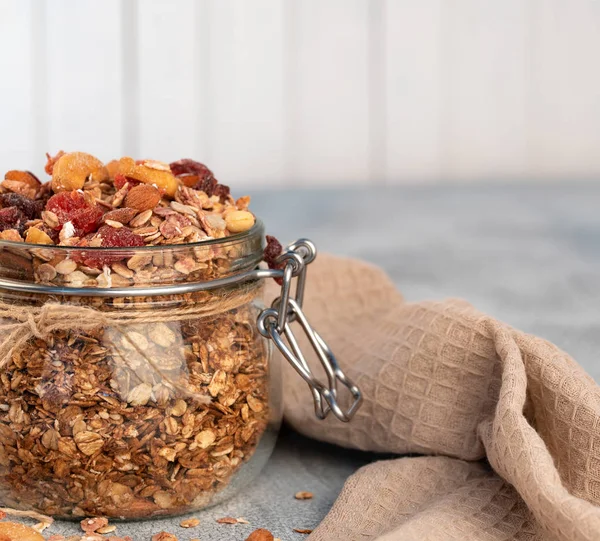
left=257, top=239, right=363, bottom=422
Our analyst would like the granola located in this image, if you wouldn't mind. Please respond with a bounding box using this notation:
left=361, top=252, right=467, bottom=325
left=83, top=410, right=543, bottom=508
left=0, top=152, right=274, bottom=519
left=0, top=151, right=258, bottom=288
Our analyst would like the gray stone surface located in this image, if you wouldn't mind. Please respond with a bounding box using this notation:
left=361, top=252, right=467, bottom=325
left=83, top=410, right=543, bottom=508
left=45, top=184, right=600, bottom=539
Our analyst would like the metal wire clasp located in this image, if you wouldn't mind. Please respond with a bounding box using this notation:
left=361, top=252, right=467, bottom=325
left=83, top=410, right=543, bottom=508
left=257, top=240, right=362, bottom=422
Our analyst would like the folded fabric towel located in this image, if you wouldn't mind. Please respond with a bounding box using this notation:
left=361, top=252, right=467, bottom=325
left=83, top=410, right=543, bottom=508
left=267, top=254, right=600, bottom=541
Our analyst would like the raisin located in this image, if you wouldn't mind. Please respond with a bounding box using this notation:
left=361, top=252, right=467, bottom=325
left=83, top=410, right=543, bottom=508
left=264, top=235, right=284, bottom=285
left=0, top=207, right=27, bottom=234
left=0, top=193, right=43, bottom=219
left=75, top=225, right=144, bottom=269
left=170, top=159, right=218, bottom=195
left=46, top=191, right=103, bottom=236
left=214, top=183, right=231, bottom=202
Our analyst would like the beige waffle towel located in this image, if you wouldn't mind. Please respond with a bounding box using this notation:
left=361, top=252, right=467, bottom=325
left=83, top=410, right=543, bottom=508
left=269, top=254, right=600, bottom=541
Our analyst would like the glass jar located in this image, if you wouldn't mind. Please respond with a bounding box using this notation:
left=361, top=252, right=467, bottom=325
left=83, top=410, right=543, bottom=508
left=0, top=221, right=361, bottom=519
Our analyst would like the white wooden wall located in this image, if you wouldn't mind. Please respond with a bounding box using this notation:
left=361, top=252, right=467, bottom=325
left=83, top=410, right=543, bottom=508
left=1, top=0, right=600, bottom=187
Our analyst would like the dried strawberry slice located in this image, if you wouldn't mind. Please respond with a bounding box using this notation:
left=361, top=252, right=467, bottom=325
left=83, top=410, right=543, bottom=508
left=46, top=191, right=103, bottom=236
left=75, top=225, right=145, bottom=269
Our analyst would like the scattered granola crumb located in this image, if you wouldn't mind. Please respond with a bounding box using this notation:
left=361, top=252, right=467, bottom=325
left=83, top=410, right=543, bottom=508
left=245, top=528, right=275, bottom=541
left=96, top=524, right=116, bottom=534
left=293, top=528, right=313, bottom=534
left=237, top=517, right=250, bottom=524
left=179, top=517, right=200, bottom=528
left=216, top=516, right=239, bottom=524
left=151, top=533, right=178, bottom=541
left=294, top=491, right=314, bottom=500
left=80, top=517, right=109, bottom=533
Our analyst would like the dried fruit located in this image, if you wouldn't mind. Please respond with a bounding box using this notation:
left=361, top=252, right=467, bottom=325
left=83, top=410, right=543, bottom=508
left=124, top=184, right=161, bottom=211
left=294, top=491, right=313, bottom=500
left=51, top=152, right=108, bottom=193
left=46, top=191, right=103, bottom=236
left=169, top=159, right=218, bottom=195
left=25, top=227, right=54, bottom=245
left=264, top=235, right=282, bottom=268
left=0, top=522, right=45, bottom=541
left=246, top=529, right=275, bottom=541
left=0, top=207, right=27, bottom=234
left=4, top=170, right=41, bottom=189
left=0, top=192, right=43, bottom=219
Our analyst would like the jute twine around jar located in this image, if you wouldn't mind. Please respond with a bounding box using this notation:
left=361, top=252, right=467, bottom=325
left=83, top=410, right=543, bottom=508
left=0, top=284, right=261, bottom=402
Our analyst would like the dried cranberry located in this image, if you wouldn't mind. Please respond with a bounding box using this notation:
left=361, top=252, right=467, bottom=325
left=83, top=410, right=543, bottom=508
left=97, top=225, right=144, bottom=247
left=114, top=174, right=141, bottom=190
left=46, top=191, right=103, bottom=236
left=213, top=183, right=231, bottom=202
left=0, top=207, right=27, bottom=234
left=0, top=193, right=43, bottom=219
left=169, top=159, right=222, bottom=196
left=264, top=235, right=284, bottom=285
left=75, top=225, right=144, bottom=269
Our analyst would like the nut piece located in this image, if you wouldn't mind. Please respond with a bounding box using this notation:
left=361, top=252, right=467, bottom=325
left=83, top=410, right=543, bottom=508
left=124, top=184, right=162, bottom=211
left=179, top=517, right=200, bottom=528
left=25, top=227, right=54, bottom=245
left=293, top=528, right=313, bottom=534
left=0, top=522, right=45, bottom=541
left=54, top=258, right=77, bottom=274
left=294, top=491, right=313, bottom=500
left=225, top=210, right=255, bottom=233
left=246, top=529, right=275, bottom=541
left=51, top=152, right=107, bottom=193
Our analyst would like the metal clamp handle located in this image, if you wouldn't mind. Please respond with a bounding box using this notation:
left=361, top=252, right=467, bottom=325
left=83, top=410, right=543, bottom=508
left=257, top=239, right=362, bottom=422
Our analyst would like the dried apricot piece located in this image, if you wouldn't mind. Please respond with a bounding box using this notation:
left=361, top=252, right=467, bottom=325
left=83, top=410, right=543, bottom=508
left=0, top=522, right=45, bottom=541
left=127, top=164, right=178, bottom=198
left=25, top=227, right=54, bottom=245
left=51, top=151, right=108, bottom=193
left=4, top=170, right=41, bottom=189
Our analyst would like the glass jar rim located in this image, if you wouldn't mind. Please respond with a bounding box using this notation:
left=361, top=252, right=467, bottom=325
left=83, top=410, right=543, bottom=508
left=0, top=220, right=265, bottom=295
